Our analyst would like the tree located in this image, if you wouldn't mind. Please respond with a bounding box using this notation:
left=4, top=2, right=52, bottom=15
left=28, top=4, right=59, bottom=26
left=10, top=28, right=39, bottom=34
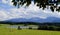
left=12, top=0, right=60, bottom=12
left=29, top=27, right=32, bottom=29
left=18, top=26, right=21, bottom=30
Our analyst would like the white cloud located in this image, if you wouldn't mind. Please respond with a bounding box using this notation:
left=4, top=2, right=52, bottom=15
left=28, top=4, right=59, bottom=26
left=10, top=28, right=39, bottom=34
left=0, top=1, right=60, bottom=21
left=2, top=0, right=7, bottom=4
left=0, top=10, right=11, bottom=21
left=2, top=0, right=13, bottom=6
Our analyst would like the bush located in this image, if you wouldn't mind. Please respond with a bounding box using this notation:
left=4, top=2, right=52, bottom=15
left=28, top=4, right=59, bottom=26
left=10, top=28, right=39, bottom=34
left=48, top=26, right=54, bottom=30
left=18, top=26, right=21, bottom=30
left=29, top=27, right=32, bottom=29
left=37, top=26, right=41, bottom=30
left=56, top=28, right=60, bottom=31
left=38, top=25, right=48, bottom=30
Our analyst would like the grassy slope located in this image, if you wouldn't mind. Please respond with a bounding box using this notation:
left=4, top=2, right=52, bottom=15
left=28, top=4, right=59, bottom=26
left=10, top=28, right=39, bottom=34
left=0, top=24, right=60, bottom=35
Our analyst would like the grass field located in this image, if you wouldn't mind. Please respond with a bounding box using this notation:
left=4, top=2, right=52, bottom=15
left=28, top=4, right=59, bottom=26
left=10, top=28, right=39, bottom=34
left=0, top=24, right=60, bottom=35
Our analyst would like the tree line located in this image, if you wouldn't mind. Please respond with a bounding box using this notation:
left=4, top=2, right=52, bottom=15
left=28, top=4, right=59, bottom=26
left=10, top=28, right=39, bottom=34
left=0, top=22, right=60, bottom=31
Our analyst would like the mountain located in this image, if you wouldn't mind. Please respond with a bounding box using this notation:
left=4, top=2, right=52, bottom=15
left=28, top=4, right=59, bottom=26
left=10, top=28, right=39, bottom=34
left=3, top=17, right=60, bottom=23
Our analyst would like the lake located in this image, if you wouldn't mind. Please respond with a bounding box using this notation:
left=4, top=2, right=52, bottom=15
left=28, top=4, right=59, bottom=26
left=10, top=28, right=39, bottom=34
left=7, top=25, right=38, bottom=29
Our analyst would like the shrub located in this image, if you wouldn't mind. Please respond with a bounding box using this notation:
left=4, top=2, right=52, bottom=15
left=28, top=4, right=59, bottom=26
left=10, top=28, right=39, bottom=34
left=56, top=28, right=60, bottom=31
left=29, top=27, right=32, bottom=29
left=18, top=26, right=21, bottom=30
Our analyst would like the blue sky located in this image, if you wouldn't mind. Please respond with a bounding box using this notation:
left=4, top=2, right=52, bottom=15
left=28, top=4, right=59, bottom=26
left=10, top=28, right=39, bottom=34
left=0, top=0, right=60, bottom=22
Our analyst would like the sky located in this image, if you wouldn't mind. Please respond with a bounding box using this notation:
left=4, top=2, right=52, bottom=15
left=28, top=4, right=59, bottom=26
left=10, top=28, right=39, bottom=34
left=0, top=0, right=60, bottom=22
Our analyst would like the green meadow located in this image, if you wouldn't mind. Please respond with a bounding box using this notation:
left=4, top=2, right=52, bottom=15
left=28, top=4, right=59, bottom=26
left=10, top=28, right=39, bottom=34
left=0, top=24, right=60, bottom=35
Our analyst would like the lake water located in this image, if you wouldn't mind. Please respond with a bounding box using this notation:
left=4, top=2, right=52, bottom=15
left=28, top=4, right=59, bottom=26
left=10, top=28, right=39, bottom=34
left=7, top=25, right=38, bottom=29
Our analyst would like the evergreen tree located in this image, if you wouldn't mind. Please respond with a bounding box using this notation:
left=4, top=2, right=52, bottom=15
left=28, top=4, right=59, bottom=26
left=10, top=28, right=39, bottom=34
left=12, top=0, right=60, bottom=12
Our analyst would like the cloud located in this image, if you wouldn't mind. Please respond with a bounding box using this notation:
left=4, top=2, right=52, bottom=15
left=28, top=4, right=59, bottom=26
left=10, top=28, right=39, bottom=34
left=2, top=0, right=13, bottom=6
left=0, top=0, right=60, bottom=21
left=0, top=9, right=11, bottom=21
left=2, top=0, right=7, bottom=4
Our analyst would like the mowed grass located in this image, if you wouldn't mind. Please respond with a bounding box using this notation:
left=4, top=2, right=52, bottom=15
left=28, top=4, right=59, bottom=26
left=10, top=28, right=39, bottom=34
left=0, top=24, right=60, bottom=35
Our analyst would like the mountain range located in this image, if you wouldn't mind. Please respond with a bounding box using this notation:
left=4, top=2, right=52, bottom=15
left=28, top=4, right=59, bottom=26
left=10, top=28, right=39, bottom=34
left=3, top=17, right=60, bottom=23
